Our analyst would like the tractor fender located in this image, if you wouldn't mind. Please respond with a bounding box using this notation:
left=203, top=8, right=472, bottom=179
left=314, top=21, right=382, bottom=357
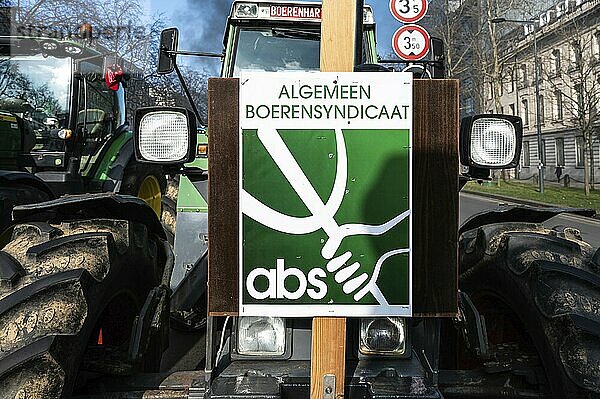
left=0, top=171, right=56, bottom=232
left=100, top=137, right=136, bottom=193
left=12, top=192, right=166, bottom=240
left=0, top=171, right=55, bottom=199
left=459, top=205, right=596, bottom=236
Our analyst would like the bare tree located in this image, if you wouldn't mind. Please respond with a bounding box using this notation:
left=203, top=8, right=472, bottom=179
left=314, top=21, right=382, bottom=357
left=10, top=0, right=212, bottom=114
left=429, top=0, right=531, bottom=115
left=429, top=0, right=485, bottom=78
left=13, top=0, right=165, bottom=73
left=142, top=66, right=211, bottom=122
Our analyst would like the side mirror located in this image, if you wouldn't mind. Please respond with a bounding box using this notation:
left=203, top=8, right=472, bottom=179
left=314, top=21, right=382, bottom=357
left=134, top=107, right=197, bottom=165
left=158, top=28, right=179, bottom=75
left=430, top=37, right=445, bottom=78
left=103, top=54, right=125, bottom=90
left=460, top=114, right=523, bottom=169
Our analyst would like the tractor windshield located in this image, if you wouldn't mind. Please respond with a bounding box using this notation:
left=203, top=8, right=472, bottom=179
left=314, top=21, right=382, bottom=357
left=0, top=55, right=73, bottom=154
left=233, top=27, right=320, bottom=75
left=0, top=55, right=72, bottom=130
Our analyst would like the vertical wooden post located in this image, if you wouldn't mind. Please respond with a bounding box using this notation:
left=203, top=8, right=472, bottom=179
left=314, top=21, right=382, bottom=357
left=320, top=0, right=356, bottom=72
left=310, top=1, right=357, bottom=398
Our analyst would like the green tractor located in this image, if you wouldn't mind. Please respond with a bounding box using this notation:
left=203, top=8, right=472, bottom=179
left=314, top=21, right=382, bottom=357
left=0, top=33, right=166, bottom=235
left=0, top=2, right=598, bottom=399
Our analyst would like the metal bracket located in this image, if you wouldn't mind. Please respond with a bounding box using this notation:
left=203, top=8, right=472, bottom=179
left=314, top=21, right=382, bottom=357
left=323, top=374, right=336, bottom=399
left=458, top=291, right=490, bottom=359
left=421, top=319, right=441, bottom=385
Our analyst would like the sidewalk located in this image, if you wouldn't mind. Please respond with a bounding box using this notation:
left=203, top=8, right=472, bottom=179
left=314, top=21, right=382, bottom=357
left=462, top=179, right=600, bottom=216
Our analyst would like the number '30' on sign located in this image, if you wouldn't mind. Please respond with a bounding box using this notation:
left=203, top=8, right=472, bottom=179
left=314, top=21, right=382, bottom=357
left=389, top=0, right=428, bottom=23
left=392, top=24, right=431, bottom=61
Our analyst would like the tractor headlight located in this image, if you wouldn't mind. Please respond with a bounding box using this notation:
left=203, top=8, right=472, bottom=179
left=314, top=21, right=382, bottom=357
left=64, top=45, right=83, bottom=55
left=41, top=40, right=59, bottom=52
left=134, top=107, right=197, bottom=165
left=57, top=129, right=72, bottom=139
left=237, top=316, right=286, bottom=356
left=460, top=114, right=523, bottom=169
left=471, top=118, right=516, bottom=166
left=360, top=317, right=406, bottom=356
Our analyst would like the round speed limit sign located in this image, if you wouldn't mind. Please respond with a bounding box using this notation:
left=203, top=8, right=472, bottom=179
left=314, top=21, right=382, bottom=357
left=390, top=0, right=428, bottom=23
left=392, top=24, right=431, bottom=61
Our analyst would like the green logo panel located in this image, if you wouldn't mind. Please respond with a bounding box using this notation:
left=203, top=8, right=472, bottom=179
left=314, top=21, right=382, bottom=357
left=241, top=128, right=410, bottom=309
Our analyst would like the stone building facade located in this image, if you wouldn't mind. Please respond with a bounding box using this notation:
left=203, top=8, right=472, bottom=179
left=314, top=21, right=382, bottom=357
left=487, top=0, right=600, bottom=184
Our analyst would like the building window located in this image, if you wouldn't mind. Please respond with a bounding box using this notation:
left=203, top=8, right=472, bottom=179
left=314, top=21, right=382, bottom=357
left=570, top=41, right=582, bottom=70
left=576, top=136, right=585, bottom=167
left=553, top=91, right=563, bottom=120
left=555, top=138, right=565, bottom=166
left=538, top=95, right=545, bottom=124
left=594, top=31, right=600, bottom=58
left=541, top=140, right=547, bottom=164
left=510, top=69, right=515, bottom=93
left=557, top=1, right=566, bottom=16
left=464, top=77, right=474, bottom=90
left=465, top=97, right=474, bottom=114
left=523, top=141, right=531, bottom=166
left=519, top=64, right=528, bottom=87
left=574, top=83, right=584, bottom=116
left=551, top=49, right=561, bottom=76
left=522, top=99, right=529, bottom=125
left=509, top=103, right=515, bottom=115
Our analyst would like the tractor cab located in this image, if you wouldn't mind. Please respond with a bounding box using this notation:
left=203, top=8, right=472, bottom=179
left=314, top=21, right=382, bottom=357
left=221, top=1, right=378, bottom=77
left=0, top=35, right=130, bottom=195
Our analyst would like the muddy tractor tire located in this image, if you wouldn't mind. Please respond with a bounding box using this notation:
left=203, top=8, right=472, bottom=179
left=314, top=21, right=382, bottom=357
left=0, top=217, right=167, bottom=398
left=460, top=222, right=600, bottom=398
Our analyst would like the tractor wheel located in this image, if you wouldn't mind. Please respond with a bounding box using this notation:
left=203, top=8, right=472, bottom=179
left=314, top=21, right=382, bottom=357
left=460, top=222, right=600, bottom=398
left=120, top=162, right=166, bottom=219
left=0, top=218, right=166, bottom=398
left=161, top=176, right=179, bottom=245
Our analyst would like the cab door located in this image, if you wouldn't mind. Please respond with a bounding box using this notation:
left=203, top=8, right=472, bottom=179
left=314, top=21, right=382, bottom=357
left=76, top=61, right=126, bottom=176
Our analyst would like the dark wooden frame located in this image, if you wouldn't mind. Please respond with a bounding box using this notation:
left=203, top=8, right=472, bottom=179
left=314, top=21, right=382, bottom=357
left=207, top=78, right=459, bottom=317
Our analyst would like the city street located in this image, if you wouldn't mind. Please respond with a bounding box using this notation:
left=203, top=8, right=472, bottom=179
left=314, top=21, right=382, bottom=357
left=460, top=192, right=600, bottom=245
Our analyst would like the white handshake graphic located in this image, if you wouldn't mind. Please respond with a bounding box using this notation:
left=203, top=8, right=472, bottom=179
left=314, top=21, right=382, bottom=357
left=242, top=128, right=409, bottom=305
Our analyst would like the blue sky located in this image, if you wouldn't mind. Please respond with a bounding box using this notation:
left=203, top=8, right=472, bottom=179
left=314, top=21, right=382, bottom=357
left=147, top=0, right=412, bottom=72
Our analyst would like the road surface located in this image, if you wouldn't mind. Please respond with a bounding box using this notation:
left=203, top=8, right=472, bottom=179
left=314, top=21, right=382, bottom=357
left=460, top=192, right=600, bottom=245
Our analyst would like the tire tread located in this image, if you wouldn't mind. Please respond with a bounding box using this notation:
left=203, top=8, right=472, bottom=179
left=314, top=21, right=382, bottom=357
left=460, top=222, right=600, bottom=397
left=0, top=218, right=164, bottom=398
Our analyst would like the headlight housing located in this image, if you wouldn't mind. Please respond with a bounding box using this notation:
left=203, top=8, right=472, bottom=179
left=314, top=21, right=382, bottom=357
left=360, top=317, right=407, bottom=357
left=134, top=107, right=197, bottom=164
left=460, top=114, right=523, bottom=169
left=235, top=316, right=287, bottom=357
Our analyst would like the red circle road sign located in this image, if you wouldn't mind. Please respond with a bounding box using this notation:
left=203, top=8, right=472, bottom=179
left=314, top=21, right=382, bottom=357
left=392, top=24, right=431, bottom=61
left=389, top=0, right=428, bottom=23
